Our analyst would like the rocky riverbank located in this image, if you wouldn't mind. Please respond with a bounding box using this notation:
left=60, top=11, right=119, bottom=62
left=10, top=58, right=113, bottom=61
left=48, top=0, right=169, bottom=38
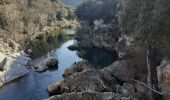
left=47, top=60, right=148, bottom=100
left=46, top=20, right=170, bottom=100
left=0, top=38, right=30, bottom=87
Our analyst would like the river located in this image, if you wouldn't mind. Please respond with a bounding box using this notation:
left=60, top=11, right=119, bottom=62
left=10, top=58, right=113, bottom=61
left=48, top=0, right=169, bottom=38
left=0, top=31, right=82, bottom=100
left=0, top=30, right=117, bottom=100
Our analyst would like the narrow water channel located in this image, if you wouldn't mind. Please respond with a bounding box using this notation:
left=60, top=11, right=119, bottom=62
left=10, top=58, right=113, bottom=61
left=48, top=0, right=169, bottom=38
left=0, top=30, right=117, bottom=100
left=0, top=31, right=82, bottom=100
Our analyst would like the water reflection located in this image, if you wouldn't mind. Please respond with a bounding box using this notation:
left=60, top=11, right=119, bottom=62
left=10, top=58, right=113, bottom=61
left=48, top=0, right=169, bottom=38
left=77, top=47, right=118, bottom=68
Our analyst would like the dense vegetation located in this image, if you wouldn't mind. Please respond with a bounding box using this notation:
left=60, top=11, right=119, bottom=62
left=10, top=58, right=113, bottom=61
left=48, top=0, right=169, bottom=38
left=76, top=0, right=117, bottom=24
left=117, top=0, right=170, bottom=99
left=0, top=0, right=75, bottom=47
left=117, top=0, right=170, bottom=58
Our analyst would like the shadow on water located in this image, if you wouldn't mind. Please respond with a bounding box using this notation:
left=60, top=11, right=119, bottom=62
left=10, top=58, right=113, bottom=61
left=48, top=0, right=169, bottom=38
left=77, top=47, right=118, bottom=69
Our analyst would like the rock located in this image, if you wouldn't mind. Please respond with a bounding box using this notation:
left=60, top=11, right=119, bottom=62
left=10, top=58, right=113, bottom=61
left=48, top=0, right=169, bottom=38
left=8, top=39, right=21, bottom=53
left=157, top=60, right=170, bottom=100
left=67, top=45, right=80, bottom=51
left=11, top=51, right=31, bottom=66
left=48, top=69, right=112, bottom=95
left=34, top=57, right=58, bottom=72
left=49, top=61, right=132, bottom=95
left=0, top=57, right=29, bottom=86
left=0, top=65, right=29, bottom=83
left=101, top=60, right=135, bottom=82
left=63, top=61, right=91, bottom=78
left=48, top=60, right=137, bottom=94
left=48, top=92, right=121, bottom=100
left=48, top=59, right=147, bottom=100
left=48, top=84, right=146, bottom=100
left=0, top=52, right=7, bottom=71
left=75, top=26, right=118, bottom=51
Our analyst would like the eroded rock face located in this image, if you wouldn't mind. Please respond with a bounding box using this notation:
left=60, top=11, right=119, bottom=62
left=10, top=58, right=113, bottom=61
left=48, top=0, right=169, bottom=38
left=48, top=70, right=109, bottom=94
left=0, top=52, right=30, bottom=87
left=157, top=60, right=170, bottom=100
left=63, top=60, right=91, bottom=78
left=0, top=53, right=7, bottom=71
left=48, top=83, right=147, bottom=100
left=75, top=26, right=118, bottom=51
left=101, top=60, right=135, bottom=82
left=34, top=57, right=58, bottom=72
left=48, top=92, right=120, bottom=100
left=48, top=60, right=136, bottom=95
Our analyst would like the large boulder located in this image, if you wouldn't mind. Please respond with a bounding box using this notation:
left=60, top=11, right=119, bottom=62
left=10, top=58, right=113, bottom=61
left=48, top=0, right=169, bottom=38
left=48, top=83, right=146, bottom=100
left=48, top=60, right=136, bottom=95
left=0, top=56, right=29, bottom=86
left=63, top=61, right=91, bottom=78
left=48, top=60, right=148, bottom=100
left=48, top=70, right=110, bottom=95
left=34, top=57, right=58, bottom=72
left=101, top=60, right=136, bottom=82
left=157, top=60, right=170, bottom=100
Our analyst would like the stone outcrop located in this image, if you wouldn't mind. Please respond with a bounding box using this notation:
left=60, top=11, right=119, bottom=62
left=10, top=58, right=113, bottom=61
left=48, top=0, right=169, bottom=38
left=0, top=53, right=7, bottom=71
left=157, top=60, right=170, bottom=100
left=0, top=51, right=30, bottom=87
left=48, top=83, right=147, bottom=100
left=75, top=26, right=118, bottom=51
left=63, top=60, right=91, bottom=78
left=48, top=69, right=108, bottom=94
left=48, top=92, right=120, bottom=100
left=34, top=57, right=58, bottom=72
left=48, top=60, right=137, bottom=95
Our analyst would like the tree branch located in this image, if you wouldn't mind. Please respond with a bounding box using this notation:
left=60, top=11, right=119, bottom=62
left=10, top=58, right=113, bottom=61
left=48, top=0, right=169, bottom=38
left=131, top=79, right=165, bottom=95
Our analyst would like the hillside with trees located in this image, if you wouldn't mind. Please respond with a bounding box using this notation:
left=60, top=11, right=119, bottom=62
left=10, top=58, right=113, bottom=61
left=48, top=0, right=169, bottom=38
left=0, top=0, right=76, bottom=49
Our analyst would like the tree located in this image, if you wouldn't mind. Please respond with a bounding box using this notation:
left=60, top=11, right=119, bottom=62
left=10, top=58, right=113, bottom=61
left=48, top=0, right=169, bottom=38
left=117, top=0, right=170, bottom=99
left=76, top=0, right=117, bottom=24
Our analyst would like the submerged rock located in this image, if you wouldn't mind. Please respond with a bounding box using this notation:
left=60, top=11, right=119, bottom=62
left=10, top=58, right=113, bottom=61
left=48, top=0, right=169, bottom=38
left=63, top=60, right=91, bottom=78
left=34, top=57, right=58, bottom=72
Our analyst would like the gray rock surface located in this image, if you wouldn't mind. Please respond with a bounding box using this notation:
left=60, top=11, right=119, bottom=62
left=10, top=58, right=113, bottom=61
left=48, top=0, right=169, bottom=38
left=0, top=52, right=30, bottom=87
left=48, top=91, right=121, bottom=100
left=157, top=60, right=170, bottom=100
left=48, top=60, right=136, bottom=94
left=63, top=60, right=91, bottom=78
left=34, top=57, right=58, bottom=72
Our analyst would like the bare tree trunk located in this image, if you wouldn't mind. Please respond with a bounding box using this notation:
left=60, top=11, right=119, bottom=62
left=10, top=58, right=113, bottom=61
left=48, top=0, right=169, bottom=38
left=146, top=45, right=154, bottom=100
left=146, top=45, right=163, bottom=100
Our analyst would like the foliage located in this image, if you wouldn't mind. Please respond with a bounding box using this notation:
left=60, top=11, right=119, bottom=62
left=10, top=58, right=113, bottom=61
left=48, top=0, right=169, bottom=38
left=0, top=0, right=76, bottom=45
left=117, top=0, right=170, bottom=58
left=76, top=0, right=117, bottom=24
